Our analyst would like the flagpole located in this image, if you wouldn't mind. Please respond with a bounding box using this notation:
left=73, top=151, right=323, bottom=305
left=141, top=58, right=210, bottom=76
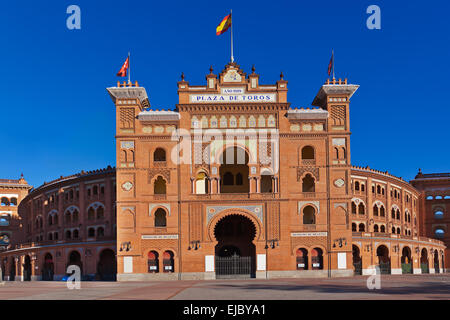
left=230, top=10, right=234, bottom=62
left=128, top=51, right=131, bottom=84
left=332, top=49, right=335, bottom=80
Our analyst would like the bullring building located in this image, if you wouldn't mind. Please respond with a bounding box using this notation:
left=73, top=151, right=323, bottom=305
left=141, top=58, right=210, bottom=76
left=0, top=62, right=447, bottom=281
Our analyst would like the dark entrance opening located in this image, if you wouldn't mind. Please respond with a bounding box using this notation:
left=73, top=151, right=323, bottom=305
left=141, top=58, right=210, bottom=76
left=42, top=253, right=54, bottom=281
left=97, top=249, right=117, bottom=281
left=9, top=257, right=15, bottom=281
left=214, top=214, right=256, bottom=278
left=401, top=247, right=413, bottom=274
left=420, top=248, right=429, bottom=274
left=376, top=245, right=391, bottom=274
left=352, top=245, right=362, bottom=275
left=434, top=250, right=440, bottom=274
left=23, top=255, right=32, bottom=281
left=67, top=250, right=83, bottom=276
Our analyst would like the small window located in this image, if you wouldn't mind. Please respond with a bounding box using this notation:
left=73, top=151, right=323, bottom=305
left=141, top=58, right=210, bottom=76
left=434, top=211, right=444, bottom=219
left=301, top=146, right=315, bottom=160
left=435, top=229, right=445, bottom=238
left=154, top=148, right=166, bottom=162
left=155, top=208, right=167, bottom=227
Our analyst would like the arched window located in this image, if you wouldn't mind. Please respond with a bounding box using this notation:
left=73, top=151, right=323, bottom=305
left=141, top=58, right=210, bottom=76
left=380, top=225, right=386, bottom=233
left=358, top=203, right=365, bottom=215
left=65, top=211, right=71, bottom=223
left=392, top=227, right=395, bottom=233
left=148, top=251, right=159, bottom=273
left=296, top=248, right=308, bottom=270
left=434, top=228, right=445, bottom=238
left=301, top=146, right=315, bottom=160
left=223, top=172, right=234, bottom=185
left=302, top=206, right=316, bottom=225
left=374, top=225, right=379, bottom=233
left=302, top=174, right=315, bottom=193
left=358, top=223, right=365, bottom=232
left=97, top=207, right=104, bottom=220
left=88, top=207, right=95, bottom=220
left=65, top=230, right=71, bottom=240
left=72, top=210, right=79, bottom=223
left=1, top=197, right=9, bottom=206
left=311, top=248, right=323, bottom=270
left=73, top=229, right=79, bottom=239
left=352, top=223, right=357, bottom=232
left=154, top=176, right=167, bottom=195
left=361, top=184, right=365, bottom=192
left=380, top=206, right=385, bottom=217
left=434, top=211, right=444, bottom=219
left=195, top=172, right=209, bottom=194
left=163, top=251, right=174, bottom=273
left=260, top=174, right=273, bottom=193
left=351, top=202, right=357, bottom=214
left=373, top=205, right=379, bottom=216
left=97, top=227, right=104, bottom=238
left=10, top=198, right=17, bottom=206
left=397, top=227, right=401, bottom=234
left=48, top=233, right=53, bottom=241
left=154, top=208, right=167, bottom=227
left=355, top=181, right=360, bottom=191
left=235, top=173, right=243, bottom=186
left=391, top=208, right=396, bottom=219
left=93, top=186, right=98, bottom=195
left=396, top=209, right=400, bottom=220
left=88, top=228, right=95, bottom=237
left=154, top=148, right=166, bottom=162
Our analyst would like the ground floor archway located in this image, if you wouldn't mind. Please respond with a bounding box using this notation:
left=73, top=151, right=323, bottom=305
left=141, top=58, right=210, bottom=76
left=376, top=245, right=391, bottom=274
left=214, top=214, right=256, bottom=278
left=352, top=245, right=362, bottom=275
left=42, top=253, right=54, bottom=281
left=67, top=250, right=83, bottom=276
left=23, top=255, right=32, bottom=281
left=401, top=247, right=413, bottom=274
left=420, top=249, right=429, bottom=274
left=97, top=249, right=116, bottom=281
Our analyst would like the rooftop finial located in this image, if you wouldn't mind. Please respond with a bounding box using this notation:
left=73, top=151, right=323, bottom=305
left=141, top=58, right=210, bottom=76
left=181, top=72, right=185, bottom=81
left=280, top=71, right=284, bottom=80
left=209, top=65, right=213, bottom=74
left=252, top=65, right=255, bottom=74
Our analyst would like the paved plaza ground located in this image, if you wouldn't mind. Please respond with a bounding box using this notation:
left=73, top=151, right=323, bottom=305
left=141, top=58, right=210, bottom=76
left=0, top=274, right=448, bottom=300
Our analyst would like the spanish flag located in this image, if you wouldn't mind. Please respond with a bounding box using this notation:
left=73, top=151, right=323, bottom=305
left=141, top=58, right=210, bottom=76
left=216, top=13, right=232, bottom=36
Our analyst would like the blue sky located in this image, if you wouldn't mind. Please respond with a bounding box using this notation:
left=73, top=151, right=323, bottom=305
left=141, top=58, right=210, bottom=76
left=1, top=0, right=449, bottom=187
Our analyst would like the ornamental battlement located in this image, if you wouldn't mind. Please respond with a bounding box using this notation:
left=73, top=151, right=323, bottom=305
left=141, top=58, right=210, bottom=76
left=117, top=81, right=140, bottom=88
left=351, top=165, right=408, bottom=183
left=324, top=78, right=348, bottom=85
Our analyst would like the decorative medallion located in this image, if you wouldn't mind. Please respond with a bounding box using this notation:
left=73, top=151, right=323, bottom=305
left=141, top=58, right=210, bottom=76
left=223, top=69, right=242, bottom=83
left=334, top=179, right=345, bottom=188
left=122, top=181, right=133, bottom=191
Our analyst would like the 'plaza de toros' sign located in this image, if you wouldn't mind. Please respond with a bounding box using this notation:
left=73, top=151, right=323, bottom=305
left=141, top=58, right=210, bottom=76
left=190, top=88, right=276, bottom=103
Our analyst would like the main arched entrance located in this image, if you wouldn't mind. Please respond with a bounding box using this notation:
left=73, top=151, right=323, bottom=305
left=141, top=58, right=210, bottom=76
left=214, top=214, right=256, bottom=278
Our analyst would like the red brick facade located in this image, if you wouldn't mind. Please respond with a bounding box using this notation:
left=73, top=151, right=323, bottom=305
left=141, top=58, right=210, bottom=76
left=0, top=62, right=445, bottom=282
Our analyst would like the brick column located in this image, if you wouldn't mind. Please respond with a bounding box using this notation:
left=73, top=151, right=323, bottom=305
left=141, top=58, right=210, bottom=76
left=105, top=177, right=112, bottom=237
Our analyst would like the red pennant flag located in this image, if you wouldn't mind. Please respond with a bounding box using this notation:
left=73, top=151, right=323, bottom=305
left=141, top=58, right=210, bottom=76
left=117, top=56, right=129, bottom=77
left=327, top=51, right=334, bottom=77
